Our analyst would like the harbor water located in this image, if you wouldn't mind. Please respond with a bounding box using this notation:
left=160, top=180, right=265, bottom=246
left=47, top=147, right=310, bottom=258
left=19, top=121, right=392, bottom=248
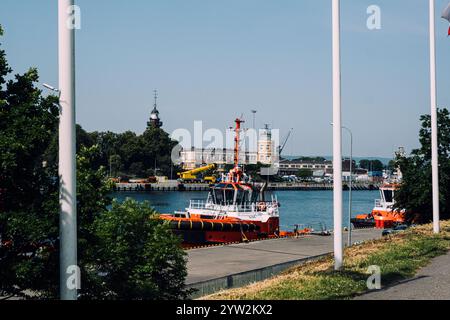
left=112, top=190, right=378, bottom=231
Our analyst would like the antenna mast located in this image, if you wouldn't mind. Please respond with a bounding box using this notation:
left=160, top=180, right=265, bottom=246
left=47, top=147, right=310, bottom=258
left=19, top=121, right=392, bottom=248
left=153, top=89, right=158, bottom=108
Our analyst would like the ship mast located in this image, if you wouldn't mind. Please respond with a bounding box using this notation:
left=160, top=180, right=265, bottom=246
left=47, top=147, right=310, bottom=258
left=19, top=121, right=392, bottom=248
left=234, top=118, right=244, bottom=170
left=228, top=118, right=244, bottom=183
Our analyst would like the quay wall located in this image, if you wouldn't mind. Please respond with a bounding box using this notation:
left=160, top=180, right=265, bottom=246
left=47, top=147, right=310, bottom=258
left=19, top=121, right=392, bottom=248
left=114, top=181, right=380, bottom=192
left=265, top=182, right=380, bottom=191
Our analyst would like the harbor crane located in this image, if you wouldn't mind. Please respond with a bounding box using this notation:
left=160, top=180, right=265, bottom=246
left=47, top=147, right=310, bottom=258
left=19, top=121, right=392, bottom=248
left=178, top=163, right=217, bottom=183
left=279, top=128, right=293, bottom=156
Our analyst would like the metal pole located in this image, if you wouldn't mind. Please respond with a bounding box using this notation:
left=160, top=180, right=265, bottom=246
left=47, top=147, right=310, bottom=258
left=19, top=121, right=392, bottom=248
left=251, top=110, right=257, bottom=130
left=343, top=127, right=353, bottom=247
left=59, top=0, right=77, bottom=300
left=429, top=0, right=440, bottom=234
left=332, top=0, right=343, bottom=270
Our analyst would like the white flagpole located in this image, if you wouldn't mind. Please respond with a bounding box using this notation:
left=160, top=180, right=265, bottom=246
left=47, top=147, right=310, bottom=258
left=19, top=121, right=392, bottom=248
left=429, top=0, right=440, bottom=234
left=332, top=0, right=343, bottom=270
left=59, top=0, right=78, bottom=300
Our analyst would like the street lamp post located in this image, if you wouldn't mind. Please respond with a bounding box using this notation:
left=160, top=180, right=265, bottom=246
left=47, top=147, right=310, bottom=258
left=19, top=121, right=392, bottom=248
left=429, top=0, right=440, bottom=234
left=58, top=0, right=77, bottom=300
left=332, top=0, right=343, bottom=270
left=342, top=126, right=353, bottom=247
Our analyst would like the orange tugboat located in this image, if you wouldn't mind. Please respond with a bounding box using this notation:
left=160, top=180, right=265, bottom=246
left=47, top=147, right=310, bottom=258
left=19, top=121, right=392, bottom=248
left=160, top=118, right=281, bottom=246
left=351, top=183, right=406, bottom=229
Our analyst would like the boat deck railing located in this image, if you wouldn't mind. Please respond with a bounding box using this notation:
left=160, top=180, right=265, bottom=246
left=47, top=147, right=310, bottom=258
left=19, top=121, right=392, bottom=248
left=189, top=200, right=279, bottom=215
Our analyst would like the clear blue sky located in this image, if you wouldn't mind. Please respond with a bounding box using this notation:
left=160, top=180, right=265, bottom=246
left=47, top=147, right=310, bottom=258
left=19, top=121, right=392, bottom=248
left=1, top=0, right=449, bottom=157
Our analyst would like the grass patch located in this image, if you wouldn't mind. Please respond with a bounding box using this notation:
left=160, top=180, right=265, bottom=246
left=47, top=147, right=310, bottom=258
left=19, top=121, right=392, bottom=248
left=202, top=221, right=450, bottom=300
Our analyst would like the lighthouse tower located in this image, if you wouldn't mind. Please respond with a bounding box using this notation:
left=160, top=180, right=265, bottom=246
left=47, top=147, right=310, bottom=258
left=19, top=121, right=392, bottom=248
left=148, top=90, right=163, bottom=128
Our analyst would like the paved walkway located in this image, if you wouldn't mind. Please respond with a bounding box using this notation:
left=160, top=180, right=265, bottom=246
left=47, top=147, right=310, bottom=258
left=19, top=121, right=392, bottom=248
left=186, top=229, right=382, bottom=285
left=356, top=251, right=450, bottom=300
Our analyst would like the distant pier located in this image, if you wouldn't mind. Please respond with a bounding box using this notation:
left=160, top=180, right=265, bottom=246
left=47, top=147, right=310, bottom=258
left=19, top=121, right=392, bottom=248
left=114, top=181, right=180, bottom=192
left=113, top=181, right=380, bottom=192
left=265, top=182, right=380, bottom=191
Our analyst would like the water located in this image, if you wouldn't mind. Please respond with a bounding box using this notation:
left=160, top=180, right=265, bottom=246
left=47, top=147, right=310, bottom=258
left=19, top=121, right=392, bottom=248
left=112, top=190, right=379, bottom=231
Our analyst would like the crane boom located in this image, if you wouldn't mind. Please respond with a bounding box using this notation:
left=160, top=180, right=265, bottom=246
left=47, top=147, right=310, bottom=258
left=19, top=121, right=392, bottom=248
left=279, top=129, right=293, bottom=155
left=178, top=163, right=216, bottom=180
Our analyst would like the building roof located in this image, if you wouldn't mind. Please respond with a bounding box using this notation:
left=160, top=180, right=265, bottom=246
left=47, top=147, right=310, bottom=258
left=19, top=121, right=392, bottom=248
left=280, top=158, right=332, bottom=165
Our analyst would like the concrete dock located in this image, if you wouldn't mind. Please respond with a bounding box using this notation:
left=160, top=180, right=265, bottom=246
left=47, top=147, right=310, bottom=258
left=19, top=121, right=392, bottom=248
left=186, top=228, right=382, bottom=297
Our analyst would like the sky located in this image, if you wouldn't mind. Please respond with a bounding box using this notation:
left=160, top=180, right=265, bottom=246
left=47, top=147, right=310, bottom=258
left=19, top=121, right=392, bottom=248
left=0, top=0, right=449, bottom=158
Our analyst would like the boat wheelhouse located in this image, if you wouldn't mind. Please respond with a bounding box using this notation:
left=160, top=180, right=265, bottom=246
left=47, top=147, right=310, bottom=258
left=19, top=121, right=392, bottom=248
left=352, top=184, right=406, bottom=229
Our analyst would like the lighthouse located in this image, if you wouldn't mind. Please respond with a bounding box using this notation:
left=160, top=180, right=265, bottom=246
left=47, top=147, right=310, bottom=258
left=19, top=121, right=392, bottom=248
left=148, top=90, right=163, bottom=128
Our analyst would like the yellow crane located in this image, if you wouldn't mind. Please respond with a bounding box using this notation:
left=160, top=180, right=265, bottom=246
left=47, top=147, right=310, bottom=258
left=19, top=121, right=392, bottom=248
left=178, top=164, right=217, bottom=183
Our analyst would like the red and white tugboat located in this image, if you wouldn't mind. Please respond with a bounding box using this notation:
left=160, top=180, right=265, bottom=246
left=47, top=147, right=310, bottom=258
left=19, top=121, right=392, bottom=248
left=160, top=118, right=281, bottom=246
left=351, top=183, right=406, bottom=229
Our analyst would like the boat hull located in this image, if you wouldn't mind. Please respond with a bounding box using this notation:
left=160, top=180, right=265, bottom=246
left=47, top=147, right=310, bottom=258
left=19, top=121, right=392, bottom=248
left=161, top=216, right=280, bottom=245
left=351, top=209, right=405, bottom=230
left=351, top=217, right=376, bottom=229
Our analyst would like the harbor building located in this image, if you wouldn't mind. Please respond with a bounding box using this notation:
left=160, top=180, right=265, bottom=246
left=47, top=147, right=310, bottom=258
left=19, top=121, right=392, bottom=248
left=180, top=148, right=258, bottom=170
left=179, top=124, right=276, bottom=170
left=278, top=158, right=333, bottom=176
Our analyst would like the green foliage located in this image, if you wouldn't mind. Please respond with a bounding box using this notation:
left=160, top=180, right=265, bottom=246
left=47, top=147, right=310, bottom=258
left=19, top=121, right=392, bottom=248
left=219, top=228, right=450, bottom=300
left=365, top=235, right=449, bottom=283
left=109, top=154, right=122, bottom=177
left=0, top=71, right=59, bottom=211
left=241, top=163, right=270, bottom=182
left=387, top=160, right=396, bottom=171
left=87, top=126, right=179, bottom=178
left=85, top=199, right=190, bottom=300
left=76, top=145, right=112, bottom=265
left=77, top=145, right=112, bottom=224
left=0, top=25, right=12, bottom=89
left=359, top=159, right=384, bottom=172
left=395, top=108, right=450, bottom=222
left=0, top=26, right=189, bottom=299
left=296, top=169, right=313, bottom=180
left=129, top=161, right=146, bottom=177
left=0, top=26, right=60, bottom=298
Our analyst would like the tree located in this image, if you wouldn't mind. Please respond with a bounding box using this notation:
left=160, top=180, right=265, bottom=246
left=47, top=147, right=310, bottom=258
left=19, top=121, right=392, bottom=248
left=387, top=160, right=396, bottom=172
left=395, top=108, right=450, bottom=223
left=359, top=159, right=384, bottom=172
left=141, top=126, right=179, bottom=177
left=76, top=121, right=180, bottom=179
left=129, top=162, right=147, bottom=177
left=241, top=163, right=270, bottom=182
left=0, top=26, right=60, bottom=298
left=76, top=145, right=112, bottom=250
left=296, top=169, right=313, bottom=181
left=0, top=25, right=189, bottom=299
left=87, top=199, right=190, bottom=300
left=109, top=154, right=122, bottom=177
